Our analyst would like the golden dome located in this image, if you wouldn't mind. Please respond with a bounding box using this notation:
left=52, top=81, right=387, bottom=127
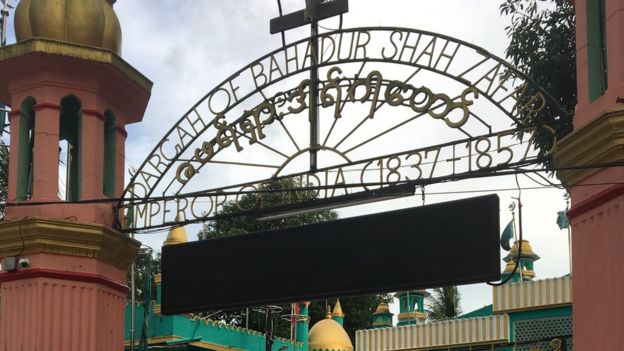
left=164, top=224, right=188, bottom=246
left=504, top=240, right=540, bottom=262
left=374, top=302, right=390, bottom=314
left=308, top=316, right=353, bottom=351
left=14, top=0, right=122, bottom=54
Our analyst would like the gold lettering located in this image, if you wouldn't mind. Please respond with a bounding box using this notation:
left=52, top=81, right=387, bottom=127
left=321, top=67, right=344, bottom=119
left=176, top=162, right=198, bottom=185
left=214, top=115, right=243, bottom=152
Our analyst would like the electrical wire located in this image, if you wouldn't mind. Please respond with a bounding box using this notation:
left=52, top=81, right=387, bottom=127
left=3, top=159, right=623, bottom=233
left=3, top=175, right=622, bottom=209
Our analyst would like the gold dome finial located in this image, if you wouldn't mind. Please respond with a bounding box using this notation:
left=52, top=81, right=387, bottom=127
left=326, top=304, right=332, bottom=319
left=14, top=0, right=122, bottom=54
left=374, top=302, right=390, bottom=314
left=504, top=240, right=540, bottom=262
left=164, top=217, right=188, bottom=246
left=332, top=299, right=344, bottom=318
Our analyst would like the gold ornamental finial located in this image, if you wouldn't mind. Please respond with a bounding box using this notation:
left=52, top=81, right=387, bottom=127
left=164, top=216, right=188, bottom=246
left=14, top=0, right=122, bottom=54
left=332, top=299, right=344, bottom=317
left=375, top=302, right=390, bottom=314
left=326, top=304, right=332, bottom=319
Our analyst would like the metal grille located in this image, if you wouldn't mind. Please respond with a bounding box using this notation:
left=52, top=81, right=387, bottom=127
left=514, top=316, right=573, bottom=350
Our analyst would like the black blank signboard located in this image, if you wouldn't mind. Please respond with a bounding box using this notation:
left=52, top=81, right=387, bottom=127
left=162, top=194, right=500, bottom=314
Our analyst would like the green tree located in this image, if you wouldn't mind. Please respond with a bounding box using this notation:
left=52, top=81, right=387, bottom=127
left=500, top=0, right=576, bottom=165
left=199, top=178, right=386, bottom=340
left=201, top=178, right=338, bottom=239
left=126, top=249, right=161, bottom=303
left=426, top=286, right=462, bottom=321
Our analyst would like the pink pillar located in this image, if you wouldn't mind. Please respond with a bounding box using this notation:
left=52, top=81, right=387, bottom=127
left=7, top=110, right=21, bottom=201
left=81, top=109, right=106, bottom=200
left=0, top=219, right=139, bottom=351
left=31, top=103, right=61, bottom=202
left=0, top=39, right=151, bottom=351
left=555, top=0, right=624, bottom=349
left=115, top=125, right=127, bottom=197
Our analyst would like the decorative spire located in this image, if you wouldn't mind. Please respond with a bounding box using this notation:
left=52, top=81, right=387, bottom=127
left=332, top=299, right=345, bottom=326
left=504, top=240, right=540, bottom=281
left=372, top=302, right=393, bottom=329
left=163, top=216, right=188, bottom=246
left=332, top=299, right=344, bottom=317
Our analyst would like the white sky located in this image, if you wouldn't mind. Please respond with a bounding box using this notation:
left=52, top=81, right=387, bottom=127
left=4, top=0, right=572, bottom=319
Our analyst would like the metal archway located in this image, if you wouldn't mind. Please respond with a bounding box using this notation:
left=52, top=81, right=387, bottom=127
left=120, top=27, right=568, bottom=232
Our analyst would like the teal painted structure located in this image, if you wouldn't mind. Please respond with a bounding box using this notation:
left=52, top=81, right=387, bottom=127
left=295, top=302, right=309, bottom=349
left=125, top=277, right=302, bottom=351
left=395, top=290, right=427, bottom=326
left=362, top=241, right=573, bottom=350
left=458, top=304, right=493, bottom=319
left=371, top=303, right=393, bottom=329
left=331, top=300, right=345, bottom=327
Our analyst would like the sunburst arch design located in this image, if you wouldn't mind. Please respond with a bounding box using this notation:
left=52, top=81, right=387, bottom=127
left=120, top=27, right=567, bottom=232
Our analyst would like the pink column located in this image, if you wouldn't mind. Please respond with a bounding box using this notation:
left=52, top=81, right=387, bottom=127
left=0, top=219, right=140, bottom=351
left=0, top=270, right=128, bottom=351
left=557, top=0, right=624, bottom=349
left=31, top=103, right=61, bottom=202
left=7, top=110, right=21, bottom=201
left=115, top=124, right=127, bottom=197
left=80, top=109, right=105, bottom=200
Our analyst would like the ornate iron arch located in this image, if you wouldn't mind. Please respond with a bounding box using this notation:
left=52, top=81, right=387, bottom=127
left=120, top=27, right=568, bottom=233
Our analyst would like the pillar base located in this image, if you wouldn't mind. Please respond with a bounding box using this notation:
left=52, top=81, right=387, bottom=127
left=0, top=217, right=140, bottom=351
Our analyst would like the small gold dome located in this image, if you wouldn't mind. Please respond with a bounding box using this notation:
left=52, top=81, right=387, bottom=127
left=308, top=316, right=353, bottom=351
left=164, top=224, right=188, bottom=246
left=504, top=240, right=540, bottom=262
left=14, top=0, right=122, bottom=54
left=374, top=302, right=390, bottom=314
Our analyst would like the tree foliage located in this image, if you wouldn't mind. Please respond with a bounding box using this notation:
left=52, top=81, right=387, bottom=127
left=500, top=0, right=576, bottom=165
left=126, top=250, right=161, bottom=303
left=201, top=178, right=338, bottom=239
left=426, top=286, right=462, bottom=321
